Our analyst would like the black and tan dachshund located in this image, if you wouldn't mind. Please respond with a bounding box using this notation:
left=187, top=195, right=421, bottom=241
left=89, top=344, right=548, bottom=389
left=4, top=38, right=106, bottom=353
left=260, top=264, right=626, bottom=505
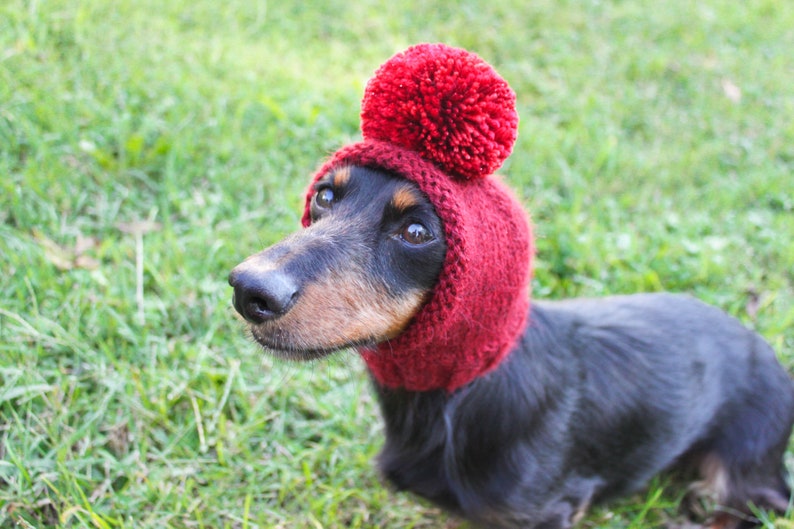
left=229, top=165, right=794, bottom=528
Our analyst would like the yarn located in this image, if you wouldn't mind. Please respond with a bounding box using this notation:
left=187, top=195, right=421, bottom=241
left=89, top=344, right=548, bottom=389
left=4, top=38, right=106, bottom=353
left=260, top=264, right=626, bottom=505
left=361, top=43, right=518, bottom=181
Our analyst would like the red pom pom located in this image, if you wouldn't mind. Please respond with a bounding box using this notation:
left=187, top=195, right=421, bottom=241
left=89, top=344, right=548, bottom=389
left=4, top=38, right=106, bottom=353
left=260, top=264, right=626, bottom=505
left=360, top=43, right=518, bottom=181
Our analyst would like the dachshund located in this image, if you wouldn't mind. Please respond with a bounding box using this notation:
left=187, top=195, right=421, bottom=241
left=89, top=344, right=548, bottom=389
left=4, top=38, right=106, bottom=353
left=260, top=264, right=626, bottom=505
left=229, top=165, right=794, bottom=528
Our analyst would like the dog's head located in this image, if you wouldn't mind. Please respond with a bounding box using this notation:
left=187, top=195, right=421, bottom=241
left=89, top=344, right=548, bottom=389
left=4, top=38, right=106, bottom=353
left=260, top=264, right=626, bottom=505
left=228, top=165, right=446, bottom=360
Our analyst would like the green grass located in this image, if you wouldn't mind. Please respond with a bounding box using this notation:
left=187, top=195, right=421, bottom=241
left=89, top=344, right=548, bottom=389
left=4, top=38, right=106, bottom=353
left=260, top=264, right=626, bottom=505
left=1, top=0, right=793, bottom=527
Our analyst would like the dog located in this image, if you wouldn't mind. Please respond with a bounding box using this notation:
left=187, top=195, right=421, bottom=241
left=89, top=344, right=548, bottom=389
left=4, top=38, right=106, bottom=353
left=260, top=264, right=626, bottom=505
left=229, top=165, right=794, bottom=529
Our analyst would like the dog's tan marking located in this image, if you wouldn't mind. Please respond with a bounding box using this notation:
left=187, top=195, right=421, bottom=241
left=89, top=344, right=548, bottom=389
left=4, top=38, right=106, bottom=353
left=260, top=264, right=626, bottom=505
left=390, top=184, right=422, bottom=213
left=688, top=453, right=729, bottom=506
left=332, top=166, right=351, bottom=188
left=571, top=500, right=591, bottom=526
left=248, top=263, right=425, bottom=357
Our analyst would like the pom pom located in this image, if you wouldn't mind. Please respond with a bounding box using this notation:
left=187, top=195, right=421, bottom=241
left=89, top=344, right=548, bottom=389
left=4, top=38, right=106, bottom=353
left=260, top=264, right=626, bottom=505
left=360, top=43, right=518, bottom=181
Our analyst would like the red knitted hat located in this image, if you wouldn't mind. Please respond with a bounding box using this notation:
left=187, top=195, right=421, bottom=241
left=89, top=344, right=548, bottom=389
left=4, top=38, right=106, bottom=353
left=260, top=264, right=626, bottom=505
left=302, top=43, right=533, bottom=392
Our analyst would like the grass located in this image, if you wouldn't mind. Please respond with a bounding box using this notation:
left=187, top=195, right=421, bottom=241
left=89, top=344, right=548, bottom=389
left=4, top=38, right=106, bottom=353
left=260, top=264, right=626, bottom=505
left=1, top=0, right=793, bottom=527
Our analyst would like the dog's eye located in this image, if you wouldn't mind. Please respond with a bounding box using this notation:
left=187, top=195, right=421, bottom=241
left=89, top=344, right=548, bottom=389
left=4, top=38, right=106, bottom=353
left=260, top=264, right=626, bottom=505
left=400, top=223, right=434, bottom=245
left=314, top=187, right=335, bottom=209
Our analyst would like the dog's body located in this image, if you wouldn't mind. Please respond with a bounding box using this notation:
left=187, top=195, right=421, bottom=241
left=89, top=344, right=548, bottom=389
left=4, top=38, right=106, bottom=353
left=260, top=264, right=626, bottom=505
left=230, top=166, right=794, bottom=528
left=378, top=295, right=794, bottom=528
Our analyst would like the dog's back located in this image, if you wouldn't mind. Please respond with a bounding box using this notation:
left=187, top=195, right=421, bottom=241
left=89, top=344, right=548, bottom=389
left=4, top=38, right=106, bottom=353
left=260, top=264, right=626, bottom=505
left=543, top=294, right=793, bottom=499
left=377, top=293, right=794, bottom=528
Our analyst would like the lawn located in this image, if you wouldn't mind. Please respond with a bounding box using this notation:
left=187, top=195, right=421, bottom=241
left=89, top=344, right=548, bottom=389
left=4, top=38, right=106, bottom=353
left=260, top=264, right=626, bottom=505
left=1, top=0, right=793, bottom=527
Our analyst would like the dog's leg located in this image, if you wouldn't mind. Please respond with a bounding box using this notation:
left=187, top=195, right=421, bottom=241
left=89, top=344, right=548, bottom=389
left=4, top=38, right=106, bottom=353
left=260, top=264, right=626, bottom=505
left=688, top=400, right=793, bottom=528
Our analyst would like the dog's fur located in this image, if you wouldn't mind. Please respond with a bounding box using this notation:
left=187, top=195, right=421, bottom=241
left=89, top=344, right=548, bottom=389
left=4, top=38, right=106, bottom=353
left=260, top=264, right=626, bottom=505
left=229, top=166, right=794, bottom=528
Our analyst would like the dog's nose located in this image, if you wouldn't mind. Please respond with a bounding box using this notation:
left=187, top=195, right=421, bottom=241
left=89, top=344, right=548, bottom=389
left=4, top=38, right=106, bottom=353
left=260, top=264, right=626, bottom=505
left=228, top=267, right=299, bottom=324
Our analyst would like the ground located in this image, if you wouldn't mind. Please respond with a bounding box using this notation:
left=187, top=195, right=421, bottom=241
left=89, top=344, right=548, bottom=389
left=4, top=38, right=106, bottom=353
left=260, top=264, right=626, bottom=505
left=1, top=0, right=793, bottom=527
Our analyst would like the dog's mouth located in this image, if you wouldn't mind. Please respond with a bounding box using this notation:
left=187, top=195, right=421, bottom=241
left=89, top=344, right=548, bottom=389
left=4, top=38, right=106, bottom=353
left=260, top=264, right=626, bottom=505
left=230, top=256, right=430, bottom=361
left=246, top=322, right=379, bottom=361
left=235, top=283, right=428, bottom=362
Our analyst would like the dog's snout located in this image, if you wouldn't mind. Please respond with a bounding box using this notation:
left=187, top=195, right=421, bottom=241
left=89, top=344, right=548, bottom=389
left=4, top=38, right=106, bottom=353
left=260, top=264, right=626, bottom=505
left=229, top=267, right=299, bottom=324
